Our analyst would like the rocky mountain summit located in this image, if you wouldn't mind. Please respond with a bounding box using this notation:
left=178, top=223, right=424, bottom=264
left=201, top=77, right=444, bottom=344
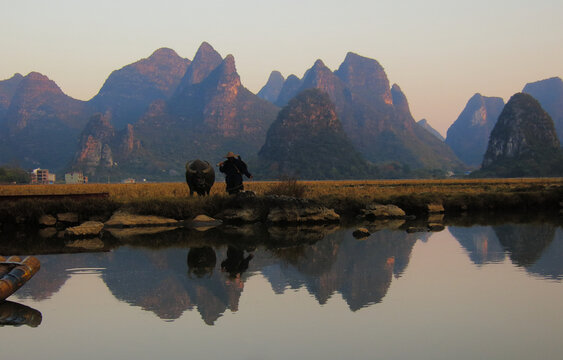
left=75, top=42, right=279, bottom=181
left=478, top=93, right=563, bottom=177
left=446, top=93, right=505, bottom=166
left=257, top=88, right=369, bottom=179
left=523, top=77, right=563, bottom=143
left=90, top=48, right=191, bottom=130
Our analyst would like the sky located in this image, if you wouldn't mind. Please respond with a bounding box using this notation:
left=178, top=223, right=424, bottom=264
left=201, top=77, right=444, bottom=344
left=2, top=0, right=562, bottom=136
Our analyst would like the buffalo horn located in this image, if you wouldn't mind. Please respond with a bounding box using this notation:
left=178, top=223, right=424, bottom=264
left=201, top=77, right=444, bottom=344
left=186, top=162, right=196, bottom=173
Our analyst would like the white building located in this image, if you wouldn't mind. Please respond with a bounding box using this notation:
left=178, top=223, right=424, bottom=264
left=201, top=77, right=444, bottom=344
left=65, top=172, right=88, bottom=184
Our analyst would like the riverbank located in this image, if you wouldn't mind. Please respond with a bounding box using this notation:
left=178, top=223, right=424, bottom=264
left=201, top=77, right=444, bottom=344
left=1, top=178, right=562, bottom=228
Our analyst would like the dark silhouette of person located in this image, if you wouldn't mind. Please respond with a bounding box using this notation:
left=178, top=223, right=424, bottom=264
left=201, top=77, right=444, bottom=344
left=218, top=152, right=252, bottom=195
left=221, top=246, right=254, bottom=279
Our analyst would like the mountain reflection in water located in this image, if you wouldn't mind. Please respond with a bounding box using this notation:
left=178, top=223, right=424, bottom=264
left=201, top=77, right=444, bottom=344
left=8, top=221, right=563, bottom=325
left=449, top=224, right=563, bottom=280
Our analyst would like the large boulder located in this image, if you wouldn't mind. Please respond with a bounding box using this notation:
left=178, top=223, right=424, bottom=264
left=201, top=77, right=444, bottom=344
left=104, top=211, right=179, bottom=227
left=38, top=215, right=56, bottom=227
left=267, top=206, right=339, bottom=223
left=65, top=221, right=104, bottom=237
left=360, top=203, right=406, bottom=219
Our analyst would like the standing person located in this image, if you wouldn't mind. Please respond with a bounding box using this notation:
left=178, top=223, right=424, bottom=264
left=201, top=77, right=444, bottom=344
left=218, top=151, right=252, bottom=195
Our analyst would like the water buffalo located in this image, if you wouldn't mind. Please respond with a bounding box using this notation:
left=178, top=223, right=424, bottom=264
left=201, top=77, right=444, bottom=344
left=185, top=160, right=215, bottom=196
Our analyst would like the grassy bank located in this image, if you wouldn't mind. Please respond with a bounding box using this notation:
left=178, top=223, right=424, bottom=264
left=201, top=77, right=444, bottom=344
left=1, top=178, right=562, bottom=225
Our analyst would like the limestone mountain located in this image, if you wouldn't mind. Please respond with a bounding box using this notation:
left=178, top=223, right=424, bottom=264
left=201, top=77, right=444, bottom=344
left=89, top=48, right=191, bottom=130
left=271, top=52, right=462, bottom=170
left=446, top=93, right=505, bottom=166
left=0, top=72, right=91, bottom=170
left=522, top=77, right=563, bottom=143
left=257, top=71, right=284, bottom=103
left=477, top=93, right=563, bottom=177
left=71, top=113, right=144, bottom=180
left=74, top=42, right=279, bottom=180
left=257, top=88, right=370, bottom=179
left=417, top=119, right=445, bottom=142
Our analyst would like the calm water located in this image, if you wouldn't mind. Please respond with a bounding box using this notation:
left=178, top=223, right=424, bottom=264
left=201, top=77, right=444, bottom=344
left=1, top=220, right=562, bottom=359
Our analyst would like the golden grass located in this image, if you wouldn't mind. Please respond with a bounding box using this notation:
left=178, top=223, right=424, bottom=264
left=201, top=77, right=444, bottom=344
left=1, top=178, right=562, bottom=202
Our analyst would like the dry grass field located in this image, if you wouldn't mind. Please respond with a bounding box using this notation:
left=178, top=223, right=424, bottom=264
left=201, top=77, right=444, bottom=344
left=1, top=178, right=562, bottom=202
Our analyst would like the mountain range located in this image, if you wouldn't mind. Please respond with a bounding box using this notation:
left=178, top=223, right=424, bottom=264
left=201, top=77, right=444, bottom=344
left=446, top=77, right=563, bottom=168
left=1, top=41, right=562, bottom=180
left=260, top=53, right=462, bottom=170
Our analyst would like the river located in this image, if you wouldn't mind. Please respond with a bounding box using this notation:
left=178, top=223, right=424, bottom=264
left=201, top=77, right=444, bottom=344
left=1, top=218, right=562, bottom=359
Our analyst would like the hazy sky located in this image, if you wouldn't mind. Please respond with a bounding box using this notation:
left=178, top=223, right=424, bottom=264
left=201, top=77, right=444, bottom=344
left=2, top=0, right=562, bottom=136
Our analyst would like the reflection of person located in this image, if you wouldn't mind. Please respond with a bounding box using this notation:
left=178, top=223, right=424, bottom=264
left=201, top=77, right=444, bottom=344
left=218, top=152, right=252, bottom=195
left=221, top=246, right=254, bottom=279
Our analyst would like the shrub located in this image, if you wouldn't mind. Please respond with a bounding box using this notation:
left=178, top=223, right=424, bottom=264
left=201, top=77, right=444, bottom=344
left=264, top=176, right=308, bottom=198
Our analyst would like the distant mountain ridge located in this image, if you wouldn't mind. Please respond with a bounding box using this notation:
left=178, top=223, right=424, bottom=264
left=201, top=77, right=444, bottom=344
left=446, top=93, right=505, bottom=166
left=476, top=93, right=563, bottom=177
left=0, top=72, right=92, bottom=170
left=523, top=77, right=563, bottom=143
left=267, top=52, right=462, bottom=170
left=2, top=42, right=561, bottom=180
left=73, top=42, right=279, bottom=180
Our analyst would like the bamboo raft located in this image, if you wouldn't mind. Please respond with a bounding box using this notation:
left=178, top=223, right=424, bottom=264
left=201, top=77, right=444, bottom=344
left=0, top=256, right=41, bottom=301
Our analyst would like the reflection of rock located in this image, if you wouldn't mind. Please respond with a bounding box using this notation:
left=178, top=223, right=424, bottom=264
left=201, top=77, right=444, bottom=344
left=428, top=213, right=444, bottom=223
left=449, top=226, right=505, bottom=265
left=267, top=224, right=340, bottom=247
left=65, top=238, right=105, bottom=250
left=0, top=300, right=42, bottom=327
left=428, top=223, right=445, bottom=232
left=38, top=227, right=57, bottom=238
left=106, top=226, right=179, bottom=239
left=365, top=219, right=405, bottom=232
left=494, top=224, right=555, bottom=267
left=57, top=212, right=79, bottom=224
left=189, top=215, right=222, bottom=231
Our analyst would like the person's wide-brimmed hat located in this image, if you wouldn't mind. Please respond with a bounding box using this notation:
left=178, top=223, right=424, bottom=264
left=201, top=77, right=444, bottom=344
left=224, top=151, right=238, bottom=158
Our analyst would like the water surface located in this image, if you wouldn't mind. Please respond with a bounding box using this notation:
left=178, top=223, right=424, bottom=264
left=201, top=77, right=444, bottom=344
left=1, top=220, right=562, bottom=359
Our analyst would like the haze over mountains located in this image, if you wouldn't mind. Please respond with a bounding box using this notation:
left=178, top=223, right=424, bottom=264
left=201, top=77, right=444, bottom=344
left=1, top=41, right=562, bottom=180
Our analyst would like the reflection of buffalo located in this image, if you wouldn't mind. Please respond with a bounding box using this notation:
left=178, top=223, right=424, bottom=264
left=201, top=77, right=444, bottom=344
left=187, top=247, right=217, bottom=278
left=185, top=160, right=215, bottom=196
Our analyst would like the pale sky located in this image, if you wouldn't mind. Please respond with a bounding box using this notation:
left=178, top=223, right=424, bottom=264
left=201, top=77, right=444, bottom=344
left=2, top=0, right=562, bottom=136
